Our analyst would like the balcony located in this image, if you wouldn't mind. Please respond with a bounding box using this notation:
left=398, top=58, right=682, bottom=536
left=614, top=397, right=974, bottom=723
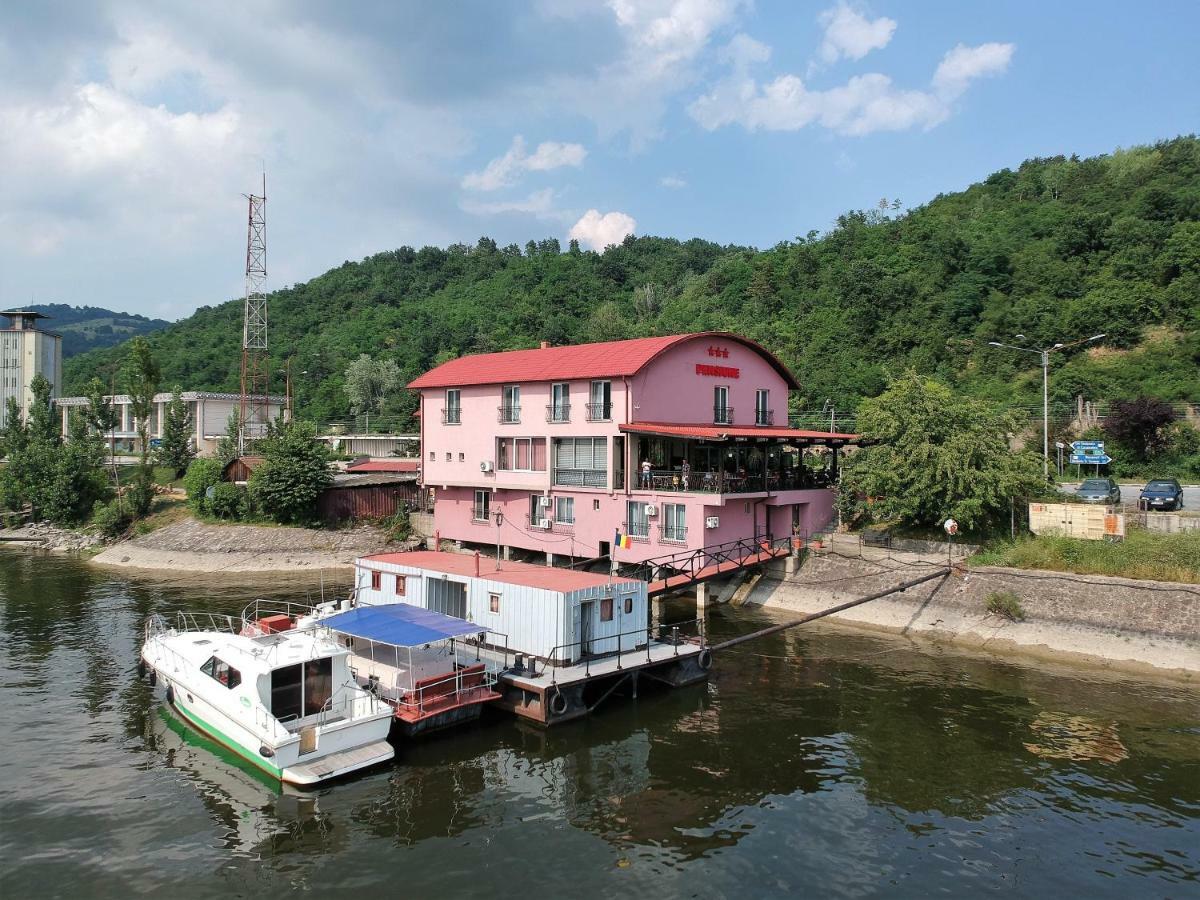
left=497, top=405, right=521, bottom=424
left=586, top=402, right=612, bottom=422
left=620, top=522, right=651, bottom=543
left=553, top=468, right=607, bottom=488
left=545, top=403, right=571, bottom=423
left=441, top=407, right=461, bottom=425
left=658, top=524, right=688, bottom=544
left=635, top=469, right=820, bottom=494
left=754, top=409, right=774, bottom=426
left=713, top=406, right=734, bottom=425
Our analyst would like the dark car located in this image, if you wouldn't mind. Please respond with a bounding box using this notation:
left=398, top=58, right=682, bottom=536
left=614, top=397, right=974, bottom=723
left=1076, top=477, right=1121, bottom=505
left=1139, top=478, right=1184, bottom=511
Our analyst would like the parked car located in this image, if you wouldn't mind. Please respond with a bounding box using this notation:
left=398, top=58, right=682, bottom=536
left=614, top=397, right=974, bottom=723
left=1138, top=478, right=1184, bottom=511
left=1076, top=477, right=1121, bottom=505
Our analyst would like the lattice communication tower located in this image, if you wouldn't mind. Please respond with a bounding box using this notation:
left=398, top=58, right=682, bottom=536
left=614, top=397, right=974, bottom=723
left=238, top=177, right=269, bottom=455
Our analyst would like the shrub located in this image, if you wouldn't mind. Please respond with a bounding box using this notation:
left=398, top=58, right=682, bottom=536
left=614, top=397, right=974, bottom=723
left=127, top=467, right=157, bottom=517
left=209, top=482, right=246, bottom=520
left=985, top=590, right=1026, bottom=622
left=183, top=458, right=223, bottom=514
left=92, top=499, right=133, bottom=538
left=248, top=420, right=333, bottom=525
left=152, top=466, right=178, bottom=486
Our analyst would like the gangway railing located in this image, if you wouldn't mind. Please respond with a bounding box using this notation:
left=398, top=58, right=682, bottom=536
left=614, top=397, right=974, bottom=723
left=625, top=534, right=792, bottom=591
left=543, top=617, right=707, bottom=683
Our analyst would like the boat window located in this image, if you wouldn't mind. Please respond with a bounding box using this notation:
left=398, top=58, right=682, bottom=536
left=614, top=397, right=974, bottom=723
left=601, top=597, right=614, bottom=622
left=200, top=655, right=241, bottom=690
left=370, top=570, right=382, bottom=590
left=271, top=664, right=304, bottom=721
left=304, top=658, right=333, bottom=717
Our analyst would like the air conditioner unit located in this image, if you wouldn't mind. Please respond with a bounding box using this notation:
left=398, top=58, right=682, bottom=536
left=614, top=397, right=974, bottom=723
left=645, top=504, right=658, bottom=516
left=705, top=516, right=720, bottom=529
left=480, top=461, right=494, bottom=472
left=537, top=518, right=552, bottom=529
left=538, top=495, right=552, bottom=508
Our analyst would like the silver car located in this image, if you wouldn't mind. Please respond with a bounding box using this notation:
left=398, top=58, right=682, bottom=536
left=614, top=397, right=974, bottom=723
left=1076, top=477, right=1121, bottom=504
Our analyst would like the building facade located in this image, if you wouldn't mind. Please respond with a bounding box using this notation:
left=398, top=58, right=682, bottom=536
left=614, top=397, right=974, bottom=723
left=55, top=391, right=285, bottom=455
left=410, top=333, right=858, bottom=566
left=0, top=311, right=63, bottom=428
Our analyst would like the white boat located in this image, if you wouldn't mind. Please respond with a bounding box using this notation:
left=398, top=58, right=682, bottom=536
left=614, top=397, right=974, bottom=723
left=140, top=609, right=395, bottom=787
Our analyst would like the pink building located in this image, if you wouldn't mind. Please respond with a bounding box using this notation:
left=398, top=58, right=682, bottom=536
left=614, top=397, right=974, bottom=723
left=409, top=333, right=859, bottom=567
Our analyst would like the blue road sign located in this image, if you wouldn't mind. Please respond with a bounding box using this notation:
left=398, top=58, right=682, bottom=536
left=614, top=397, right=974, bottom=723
left=1070, top=453, right=1112, bottom=465
left=1070, top=440, right=1105, bottom=452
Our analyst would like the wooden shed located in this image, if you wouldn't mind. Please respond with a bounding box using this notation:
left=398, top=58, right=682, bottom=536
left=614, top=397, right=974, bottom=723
left=318, top=473, right=420, bottom=524
left=222, top=456, right=264, bottom=484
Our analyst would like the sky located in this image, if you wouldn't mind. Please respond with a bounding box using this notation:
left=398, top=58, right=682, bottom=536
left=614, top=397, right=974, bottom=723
left=1, top=1, right=1197, bottom=320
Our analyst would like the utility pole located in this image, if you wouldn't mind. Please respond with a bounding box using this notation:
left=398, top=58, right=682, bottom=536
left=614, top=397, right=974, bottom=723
left=987, top=333, right=1106, bottom=479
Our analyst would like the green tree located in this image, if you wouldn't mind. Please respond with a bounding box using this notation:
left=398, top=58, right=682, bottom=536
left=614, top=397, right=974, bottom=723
left=344, top=354, right=401, bottom=430
left=0, top=397, right=28, bottom=457
left=154, top=388, right=195, bottom=475
left=1103, top=396, right=1176, bottom=462
left=248, top=420, right=333, bottom=524
left=840, top=371, right=1048, bottom=531
left=183, top=457, right=223, bottom=514
left=122, top=337, right=161, bottom=516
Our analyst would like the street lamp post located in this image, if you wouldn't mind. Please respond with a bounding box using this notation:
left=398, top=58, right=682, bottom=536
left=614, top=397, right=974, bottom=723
left=987, top=334, right=1106, bottom=478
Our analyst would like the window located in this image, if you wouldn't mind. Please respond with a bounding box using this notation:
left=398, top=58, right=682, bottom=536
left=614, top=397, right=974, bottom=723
left=489, top=593, right=501, bottom=614
left=370, top=570, right=382, bottom=590
left=624, top=596, right=633, bottom=615
left=588, top=380, right=612, bottom=420
left=497, top=437, right=547, bottom=471
left=201, top=655, right=241, bottom=690
left=555, top=496, right=575, bottom=524
left=444, top=389, right=461, bottom=424
left=395, top=575, right=406, bottom=596
left=459, top=452, right=465, bottom=461
left=501, top=385, right=521, bottom=423
left=553, top=437, right=607, bottom=488
left=529, top=493, right=545, bottom=524
left=600, top=597, right=614, bottom=621
left=714, top=386, right=731, bottom=424
left=429, top=450, right=435, bottom=461
left=549, top=383, right=570, bottom=422
left=593, top=499, right=600, bottom=511
left=626, top=500, right=649, bottom=538
left=755, top=389, right=771, bottom=426
left=473, top=490, right=491, bottom=522
left=662, top=503, right=687, bottom=542
left=445, top=452, right=451, bottom=462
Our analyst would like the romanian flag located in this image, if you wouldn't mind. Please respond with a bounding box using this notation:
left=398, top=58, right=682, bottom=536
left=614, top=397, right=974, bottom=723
left=614, top=529, right=632, bottom=550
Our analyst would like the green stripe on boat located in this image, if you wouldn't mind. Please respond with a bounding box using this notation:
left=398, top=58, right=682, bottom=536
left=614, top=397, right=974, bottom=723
left=173, top=699, right=283, bottom=779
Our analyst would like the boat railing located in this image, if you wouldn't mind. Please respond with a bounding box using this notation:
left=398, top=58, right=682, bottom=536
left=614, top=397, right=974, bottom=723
left=239, top=599, right=323, bottom=636
left=543, top=617, right=707, bottom=682
left=457, top=628, right=513, bottom=670
left=259, top=678, right=388, bottom=740
left=393, top=665, right=500, bottom=718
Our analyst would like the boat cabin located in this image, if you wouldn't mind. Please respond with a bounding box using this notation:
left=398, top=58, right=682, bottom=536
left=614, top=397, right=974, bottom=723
left=353, top=550, right=648, bottom=665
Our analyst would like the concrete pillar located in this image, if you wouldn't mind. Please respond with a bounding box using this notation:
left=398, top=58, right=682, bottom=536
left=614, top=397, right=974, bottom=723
left=546, top=552, right=555, bottom=567
left=502, top=545, right=512, bottom=561
left=785, top=555, right=797, bottom=577
left=651, top=597, right=666, bottom=628
left=695, top=582, right=710, bottom=610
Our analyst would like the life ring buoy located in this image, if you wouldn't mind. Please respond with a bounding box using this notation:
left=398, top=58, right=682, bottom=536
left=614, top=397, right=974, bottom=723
left=165, top=684, right=174, bottom=705
left=548, top=689, right=569, bottom=716
left=698, top=648, right=713, bottom=671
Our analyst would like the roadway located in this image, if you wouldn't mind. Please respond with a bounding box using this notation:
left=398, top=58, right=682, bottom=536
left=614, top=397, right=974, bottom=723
left=1059, top=482, right=1198, bottom=511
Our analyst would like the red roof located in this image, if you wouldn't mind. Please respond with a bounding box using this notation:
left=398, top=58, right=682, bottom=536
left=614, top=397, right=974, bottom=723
left=360, top=550, right=639, bottom=593
left=407, top=332, right=800, bottom=389
left=345, top=459, right=421, bottom=473
left=620, top=422, right=861, bottom=443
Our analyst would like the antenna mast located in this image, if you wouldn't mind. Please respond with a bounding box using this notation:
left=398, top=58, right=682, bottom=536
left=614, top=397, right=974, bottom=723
left=238, top=174, right=269, bottom=455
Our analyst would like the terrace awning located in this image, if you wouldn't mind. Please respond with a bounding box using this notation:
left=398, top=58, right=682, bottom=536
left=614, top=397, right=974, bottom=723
left=321, top=603, right=481, bottom=648
left=620, top=423, right=861, bottom=445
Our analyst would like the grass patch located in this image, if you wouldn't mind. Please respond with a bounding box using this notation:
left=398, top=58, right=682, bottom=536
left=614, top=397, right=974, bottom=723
left=985, top=590, right=1026, bottom=621
left=970, top=527, right=1200, bottom=583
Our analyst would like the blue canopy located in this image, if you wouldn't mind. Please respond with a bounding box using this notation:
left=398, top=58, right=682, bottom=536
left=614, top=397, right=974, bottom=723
left=321, top=603, right=482, bottom=648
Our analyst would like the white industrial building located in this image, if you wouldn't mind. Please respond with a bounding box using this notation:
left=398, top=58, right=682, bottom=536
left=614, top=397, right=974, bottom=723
left=352, top=550, right=649, bottom=665
left=0, top=311, right=62, bottom=428
left=55, top=390, right=286, bottom=456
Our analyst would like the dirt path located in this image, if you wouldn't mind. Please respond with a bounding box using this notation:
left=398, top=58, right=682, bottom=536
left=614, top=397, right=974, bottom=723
left=90, top=518, right=402, bottom=574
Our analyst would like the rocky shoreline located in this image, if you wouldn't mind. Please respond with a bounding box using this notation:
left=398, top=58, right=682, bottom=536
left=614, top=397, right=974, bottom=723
left=0, top=522, right=105, bottom=553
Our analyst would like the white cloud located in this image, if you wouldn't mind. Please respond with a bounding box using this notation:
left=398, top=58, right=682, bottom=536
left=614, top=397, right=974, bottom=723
left=719, top=33, right=770, bottom=68
left=569, top=209, right=637, bottom=249
left=689, top=40, right=1015, bottom=136
left=933, top=42, right=1015, bottom=98
left=816, top=3, right=896, bottom=64
left=459, top=188, right=566, bottom=220
left=660, top=174, right=687, bottom=189
left=462, top=135, right=587, bottom=191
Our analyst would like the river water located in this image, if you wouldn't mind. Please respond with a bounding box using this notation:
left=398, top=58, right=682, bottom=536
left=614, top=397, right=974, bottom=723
left=1, top=551, right=1197, bottom=898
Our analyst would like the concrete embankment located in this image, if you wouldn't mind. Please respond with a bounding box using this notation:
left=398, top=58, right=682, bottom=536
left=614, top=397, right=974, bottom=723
left=749, top=534, right=1200, bottom=680
left=91, top=519, right=401, bottom=574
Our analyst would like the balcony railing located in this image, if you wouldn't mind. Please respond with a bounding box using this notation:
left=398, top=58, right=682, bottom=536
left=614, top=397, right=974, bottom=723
left=634, top=469, right=821, bottom=494
left=658, top=524, right=688, bottom=544
left=553, top=469, right=607, bottom=488
left=525, top=513, right=573, bottom=532
left=472, top=507, right=490, bottom=523
left=620, top=521, right=651, bottom=542
left=442, top=407, right=461, bottom=425
left=497, top=405, right=521, bottom=424
left=713, top=406, right=734, bottom=425
left=545, top=403, right=571, bottom=423
left=755, top=409, right=774, bottom=426
left=586, top=402, right=612, bottom=422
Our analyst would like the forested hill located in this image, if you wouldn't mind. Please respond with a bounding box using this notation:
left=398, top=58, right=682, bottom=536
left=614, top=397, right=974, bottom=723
left=64, top=136, right=1199, bottom=424
left=28, top=303, right=170, bottom=358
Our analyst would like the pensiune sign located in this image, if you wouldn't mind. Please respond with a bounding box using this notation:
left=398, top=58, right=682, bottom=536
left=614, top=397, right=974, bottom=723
left=696, top=363, right=740, bottom=378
